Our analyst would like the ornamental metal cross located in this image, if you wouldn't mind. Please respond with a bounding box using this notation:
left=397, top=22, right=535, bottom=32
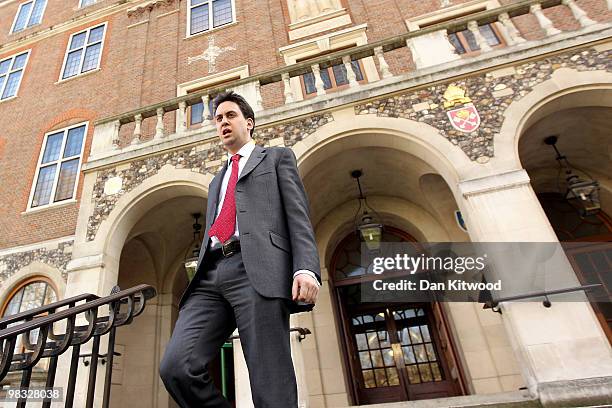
left=187, top=37, right=236, bottom=73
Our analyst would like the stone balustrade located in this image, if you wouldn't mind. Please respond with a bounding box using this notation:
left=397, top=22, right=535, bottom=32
left=90, top=0, right=602, bottom=158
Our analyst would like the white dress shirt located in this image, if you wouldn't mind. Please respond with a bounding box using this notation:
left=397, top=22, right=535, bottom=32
left=210, top=140, right=320, bottom=286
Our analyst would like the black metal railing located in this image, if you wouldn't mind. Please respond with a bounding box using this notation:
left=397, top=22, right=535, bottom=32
left=0, top=284, right=156, bottom=408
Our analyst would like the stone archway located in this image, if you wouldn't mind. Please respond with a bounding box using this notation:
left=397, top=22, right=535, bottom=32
left=289, top=116, right=522, bottom=404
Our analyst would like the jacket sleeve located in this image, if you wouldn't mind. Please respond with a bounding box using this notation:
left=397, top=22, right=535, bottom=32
left=276, top=147, right=322, bottom=283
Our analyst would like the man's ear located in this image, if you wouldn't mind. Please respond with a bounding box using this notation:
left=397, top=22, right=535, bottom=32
left=246, top=118, right=254, bottom=130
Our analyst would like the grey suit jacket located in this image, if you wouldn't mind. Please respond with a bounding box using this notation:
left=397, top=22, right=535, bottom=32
left=180, top=145, right=321, bottom=313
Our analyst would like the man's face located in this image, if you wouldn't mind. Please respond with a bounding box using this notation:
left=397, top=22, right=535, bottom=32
left=214, top=101, right=253, bottom=153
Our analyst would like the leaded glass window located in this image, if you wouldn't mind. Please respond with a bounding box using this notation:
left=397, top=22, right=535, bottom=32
left=30, top=124, right=86, bottom=208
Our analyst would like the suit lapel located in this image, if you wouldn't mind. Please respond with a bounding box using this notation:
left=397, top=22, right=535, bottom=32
left=207, top=161, right=228, bottom=229
left=238, top=145, right=266, bottom=182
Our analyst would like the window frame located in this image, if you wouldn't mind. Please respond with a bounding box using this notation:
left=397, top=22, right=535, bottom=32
left=447, top=22, right=505, bottom=57
left=58, top=22, right=108, bottom=82
left=298, top=53, right=368, bottom=99
left=0, top=276, right=58, bottom=318
left=0, top=50, right=31, bottom=102
left=10, top=0, right=47, bottom=34
left=186, top=0, right=237, bottom=38
left=26, top=122, right=88, bottom=211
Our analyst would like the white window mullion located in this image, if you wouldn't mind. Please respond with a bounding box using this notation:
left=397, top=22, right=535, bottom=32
left=208, top=1, right=213, bottom=31
left=47, top=130, right=68, bottom=204
left=68, top=123, right=87, bottom=201
left=77, top=30, right=88, bottom=75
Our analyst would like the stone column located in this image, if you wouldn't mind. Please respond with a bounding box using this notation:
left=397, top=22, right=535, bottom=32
left=530, top=4, right=561, bottom=37
left=50, top=253, right=121, bottom=408
left=311, top=64, right=326, bottom=96
left=155, top=108, right=165, bottom=140
left=406, top=38, right=424, bottom=69
left=282, top=73, right=295, bottom=103
left=562, top=0, right=596, bottom=28
left=374, top=46, right=393, bottom=79
left=342, top=56, right=359, bottom=87
left=233, top=326, right=310, bottom=407
left=467, top=21, right=492, bottom=52
left=458, top=169, right=612, bottom=405
left=177, top=101, right=188, bottom=134
left=132, top=113, right=142, bottom=145
left=498, top=13, right=526, bottom=45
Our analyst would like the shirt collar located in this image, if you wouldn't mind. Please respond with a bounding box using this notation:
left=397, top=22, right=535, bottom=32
left=227, top=139, right=256, bottom=162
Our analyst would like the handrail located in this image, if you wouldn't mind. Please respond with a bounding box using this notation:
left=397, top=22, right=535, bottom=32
left=0, top=284, right=157, bottom=408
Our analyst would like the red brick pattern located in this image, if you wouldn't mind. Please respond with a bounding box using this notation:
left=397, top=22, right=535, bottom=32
left=0, top=0, right=609, bottom=249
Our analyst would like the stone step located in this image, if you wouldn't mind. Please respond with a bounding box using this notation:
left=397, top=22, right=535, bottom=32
left=347, top=391, right=541, bottom=408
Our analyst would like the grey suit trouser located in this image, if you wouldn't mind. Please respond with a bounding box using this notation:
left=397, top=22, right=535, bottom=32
left=159, top=253, right=297, bottom=408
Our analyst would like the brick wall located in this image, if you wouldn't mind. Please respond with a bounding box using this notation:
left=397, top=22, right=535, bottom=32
left=0, top=0, right=610, bottom=249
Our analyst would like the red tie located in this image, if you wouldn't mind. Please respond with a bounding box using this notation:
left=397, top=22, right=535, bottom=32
left=209, top=154, right=241, bottom=244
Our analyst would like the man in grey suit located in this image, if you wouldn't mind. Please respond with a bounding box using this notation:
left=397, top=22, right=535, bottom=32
left=160, top=91, right=321, bottom=408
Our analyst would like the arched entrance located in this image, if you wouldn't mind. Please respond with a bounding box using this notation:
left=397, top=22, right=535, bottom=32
left=518, top=89, right=612, bottom=342
left=329, top=227, right=463, bottom=404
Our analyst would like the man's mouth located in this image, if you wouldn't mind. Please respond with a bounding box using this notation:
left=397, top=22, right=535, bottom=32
left=222, top=128, right=232, bottom=135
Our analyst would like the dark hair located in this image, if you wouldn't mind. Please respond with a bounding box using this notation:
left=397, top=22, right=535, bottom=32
left=212, top=91, right=255, bottom=136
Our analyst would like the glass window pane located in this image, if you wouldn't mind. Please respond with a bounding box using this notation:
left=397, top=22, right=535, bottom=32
left=414, top=344, right=428, bottom=363
left=0, top=60, right=11, bottom=75
left=421, top=324, right=431, bottom=342
left=54, top=159, right=79, bottom=202
left=64, top=126, right=85, bottom=158
left=70, top=32, right=87, bottom=50
left=44, top=286, right=57, bottom=304
left=63, top=49, right=83, bottom=79
left=191, top=4, right=209, bottom=35
left=480, top=24, right=501, bottom=46
left=191, top=101, right=204, bottom=125
left=363, top=370, right=375, bottom=388
left=366, top=331, right=379, bottom=349
left=82, top=43, right=101, bottom=72
left=378, top=330, right=390, bottom=348
left=386, top=367, right=400, bottom=385
left=332, top=64, right=348, bottom=86
left=88, top=26, right=105, bottom=44
left=382, top=348, right=394, bottom=366
left=4, top=288, right=24, bottom=316
left=0, top=76, right=6, bottom=94
left=13, top=2, right=32, bottom=32
left=1, top=71, right=22, bottom=99
left=21, top=282, right=46, bottom=311
left=419, top=363, right=433, bottom=382
left=302, top=72, right=316, bottom=93
left=355, top=333, right=367, bottom=351
left=42, top=132, right=63, bottom=163
left=374, top=368, right=388, bottom=387
left=28, top=0, right=46, bottom=27
left=359, top=351, right=372, bottom=369
left=213, top=0, right=232, bottom=27
left=12, top=53, right=28, bottom=70
left=81, top=0, right=97, bottom=6
left=352, top=61, right=364, bottom=81
left=448, top=33, right=466, bottom=54
left=407, top=364, right=421, bottom=383
left=191, top=0, right=207, bottom=5
left=425, top=343, right=436, bottom=362
left=32, top=164, right=57, bottom=207
left=431, top=362, right=442, bottom=381
left=409, top=326, right=423, bottom=343
left=371, top=350, right=384, bottom=368
left=321, top=68, right=332, bottom=89
left=402, top=345, right=416, bottom=364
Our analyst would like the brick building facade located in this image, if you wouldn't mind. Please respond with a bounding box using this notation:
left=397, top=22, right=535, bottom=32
left=0, top=0, right=611, bottom=407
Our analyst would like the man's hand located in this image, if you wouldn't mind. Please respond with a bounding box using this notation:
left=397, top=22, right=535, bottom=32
left=292, top=274, right=319, bottom=304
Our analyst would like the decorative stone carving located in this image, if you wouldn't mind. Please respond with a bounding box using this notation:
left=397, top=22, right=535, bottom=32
left=355, top=47, right=611, bottom=161
left=0, top=241, right=74, bottom=283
